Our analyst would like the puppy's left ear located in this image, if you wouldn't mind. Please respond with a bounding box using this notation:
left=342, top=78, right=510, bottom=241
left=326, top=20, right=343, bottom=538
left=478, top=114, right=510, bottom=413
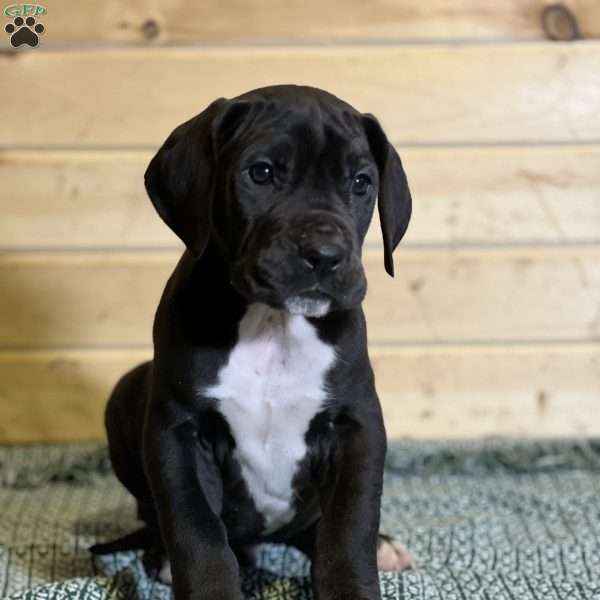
left=144, top=98, right=251, bottom=259
left=362, top=114, right=412, bottom=277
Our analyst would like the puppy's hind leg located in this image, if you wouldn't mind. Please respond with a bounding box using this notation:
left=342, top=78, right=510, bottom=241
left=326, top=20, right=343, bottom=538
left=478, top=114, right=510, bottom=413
left=92, top=362, right=162, bottom=559
left=104, top=362, right=153, bottom=502
left=377, top=533, right=415, bottom=571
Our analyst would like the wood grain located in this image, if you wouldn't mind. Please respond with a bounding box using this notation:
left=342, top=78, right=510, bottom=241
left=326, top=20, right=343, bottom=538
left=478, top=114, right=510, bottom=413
left=23, top=1, right=600, bottom=45
left=1, top=343, right=598, bottom=442
left=2, top=146, right=600, bottom=250
left=0, top=349, right=145, bottom=443
left=1, top=2, right=599, bottom=445
left=2, top=45, right=600, bottom=146
left=372, top=343, right=600, bottom=439
left=0, top=151, right=177, bottom=250
left=0, top=247, right=598, bottom=348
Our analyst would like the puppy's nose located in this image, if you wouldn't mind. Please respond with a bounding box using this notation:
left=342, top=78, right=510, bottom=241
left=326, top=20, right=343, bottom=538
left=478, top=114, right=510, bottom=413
left=300, top=241, right=344, bottom=273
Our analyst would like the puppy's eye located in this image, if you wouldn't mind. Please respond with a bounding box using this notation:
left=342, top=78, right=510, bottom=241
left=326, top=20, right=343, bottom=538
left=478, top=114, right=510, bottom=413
left=352, top=173, right=372, bottom=196
left=249, top=162, right=273, bottom=185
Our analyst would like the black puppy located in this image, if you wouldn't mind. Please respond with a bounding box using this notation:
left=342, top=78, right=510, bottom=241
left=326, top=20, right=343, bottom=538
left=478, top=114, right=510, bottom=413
left=91, top=85, right=413, bottom=599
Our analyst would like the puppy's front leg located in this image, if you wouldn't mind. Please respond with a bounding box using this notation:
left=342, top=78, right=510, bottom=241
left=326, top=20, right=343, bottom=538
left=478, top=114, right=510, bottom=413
left=313, top=407, right=387, bottom=600
left=144, top=402, right=241, bottom=600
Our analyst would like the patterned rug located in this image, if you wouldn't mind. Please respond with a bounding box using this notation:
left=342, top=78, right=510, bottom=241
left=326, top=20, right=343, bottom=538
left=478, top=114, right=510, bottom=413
left=1, top=439, right=600, bottom=600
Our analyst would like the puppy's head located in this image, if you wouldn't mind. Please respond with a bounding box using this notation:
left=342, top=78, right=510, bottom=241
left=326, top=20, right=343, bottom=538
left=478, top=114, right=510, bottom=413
left=145, top=85, right=411, bottom=317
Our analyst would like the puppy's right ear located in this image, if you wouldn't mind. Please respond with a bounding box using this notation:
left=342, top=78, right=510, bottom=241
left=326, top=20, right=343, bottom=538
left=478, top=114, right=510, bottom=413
left=362, top=114, right=412, bottom=277
left=144, top=98, right=249, bottom=258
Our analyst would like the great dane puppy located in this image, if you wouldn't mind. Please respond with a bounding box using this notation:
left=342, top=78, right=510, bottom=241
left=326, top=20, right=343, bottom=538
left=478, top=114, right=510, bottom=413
left=91, top=85, right=413, bottom=600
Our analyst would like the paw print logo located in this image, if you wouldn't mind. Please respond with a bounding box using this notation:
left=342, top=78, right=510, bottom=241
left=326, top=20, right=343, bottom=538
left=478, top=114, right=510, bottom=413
left=5, top=16, right=45, bottom=48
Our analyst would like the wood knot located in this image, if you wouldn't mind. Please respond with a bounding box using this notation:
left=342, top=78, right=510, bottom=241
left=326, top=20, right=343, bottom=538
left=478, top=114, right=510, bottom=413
left=409, top=278, right=424, bottom=293
left=536, top=390, right=549, bottom=413
left=141, top=18, right=160, bottom=40
left=541, top=4, right=580, bottom=41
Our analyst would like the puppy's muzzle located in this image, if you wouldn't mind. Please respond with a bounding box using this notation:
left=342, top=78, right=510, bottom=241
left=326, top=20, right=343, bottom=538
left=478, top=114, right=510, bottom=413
left=298, top=222, right=345, bottom=275
left=231, top=210, right=366, bottom=316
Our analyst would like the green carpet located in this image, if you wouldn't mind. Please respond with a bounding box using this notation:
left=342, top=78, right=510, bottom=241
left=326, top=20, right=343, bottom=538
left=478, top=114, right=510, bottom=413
left=1, top=439, right=599, bottom=599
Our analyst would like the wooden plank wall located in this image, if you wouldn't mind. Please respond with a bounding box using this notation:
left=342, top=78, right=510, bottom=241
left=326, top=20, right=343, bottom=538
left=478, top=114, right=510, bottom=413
left=0, top=1, right=599, bottom=442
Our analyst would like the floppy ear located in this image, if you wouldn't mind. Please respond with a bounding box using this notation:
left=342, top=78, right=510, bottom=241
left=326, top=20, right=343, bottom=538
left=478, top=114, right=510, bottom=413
left=362, top=114, right=412, bottom=277
left=144, top=98, right=251, bottom=259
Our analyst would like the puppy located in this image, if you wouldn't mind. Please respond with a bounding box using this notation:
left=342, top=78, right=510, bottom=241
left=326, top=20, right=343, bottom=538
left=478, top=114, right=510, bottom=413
left=91, top=85, right=413, bottom=600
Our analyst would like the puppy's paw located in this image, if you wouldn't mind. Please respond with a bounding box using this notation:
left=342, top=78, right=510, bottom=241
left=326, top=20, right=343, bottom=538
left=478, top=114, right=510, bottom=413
left=376, top=535, right=415, bottom=571
left=158, top=560, right=172, bottom=585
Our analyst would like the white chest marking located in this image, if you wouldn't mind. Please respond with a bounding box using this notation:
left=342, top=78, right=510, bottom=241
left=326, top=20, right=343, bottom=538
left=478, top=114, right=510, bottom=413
left=205, top=303, right=336, bottom=532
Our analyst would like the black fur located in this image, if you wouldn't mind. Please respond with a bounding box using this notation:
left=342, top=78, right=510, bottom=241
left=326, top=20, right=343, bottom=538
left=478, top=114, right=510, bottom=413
left=91, top=85, right=412, bottom=600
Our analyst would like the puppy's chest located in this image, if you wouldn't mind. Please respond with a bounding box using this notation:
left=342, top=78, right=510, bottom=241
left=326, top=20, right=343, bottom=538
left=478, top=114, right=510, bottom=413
left=205, top=303, right=336, bottom=532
